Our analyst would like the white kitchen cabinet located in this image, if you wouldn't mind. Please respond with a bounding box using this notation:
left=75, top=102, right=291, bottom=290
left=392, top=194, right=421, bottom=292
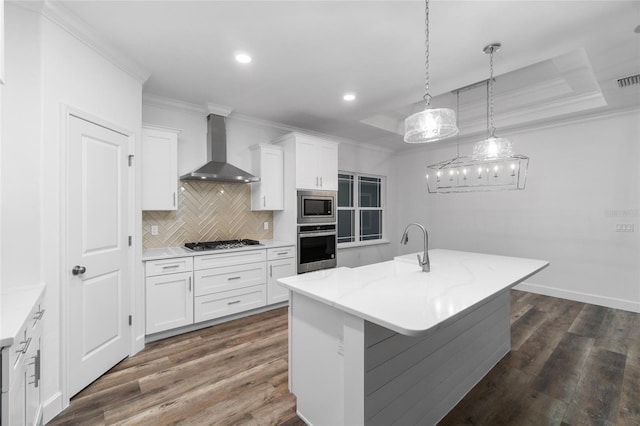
left=294, top=136, right=338, bottom=191
left=195, top=285, right=267, bottom=323
left=145, top=257, right=194, bottom=334
left=194, top=250, right=267, bottom=322
left=267, top=246, right=296, bottom=305
left=1, top=290, right=45, bottom=426
left=141, top=125, right=180, bottom=211
left=250, top=144, right=284, bottom=211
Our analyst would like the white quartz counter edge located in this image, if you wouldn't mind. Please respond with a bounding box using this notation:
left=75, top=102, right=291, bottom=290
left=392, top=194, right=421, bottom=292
left=278, top=249, right=549, bottom=337
left=1, top=283, right=46, bottom=347
left=142, top=239, right=295, bottom=261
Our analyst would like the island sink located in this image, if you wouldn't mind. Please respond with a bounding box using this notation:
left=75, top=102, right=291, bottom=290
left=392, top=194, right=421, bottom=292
left=278, top=249, right=548, bottom=425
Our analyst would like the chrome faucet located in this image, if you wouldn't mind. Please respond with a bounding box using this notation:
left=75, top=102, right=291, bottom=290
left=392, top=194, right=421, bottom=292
left=400, top=223, right=430, bottom=272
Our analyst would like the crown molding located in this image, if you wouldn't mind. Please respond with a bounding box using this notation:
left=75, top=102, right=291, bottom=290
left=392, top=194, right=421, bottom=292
left=206, top=102, right=234, bottom=117
left=142, top=93, right=207, bottom=115
left=34, top=0, right=150, bottom=84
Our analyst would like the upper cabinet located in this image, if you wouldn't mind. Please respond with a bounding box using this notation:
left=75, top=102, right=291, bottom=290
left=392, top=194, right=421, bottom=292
left=293, top=135, right=338, bottom=191
left=141, top=125, right=180, bottom=211
left=250, top=144, right=284, bottom=211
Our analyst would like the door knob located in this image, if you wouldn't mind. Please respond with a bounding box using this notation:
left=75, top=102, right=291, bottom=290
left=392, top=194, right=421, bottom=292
left=72, top=265, right=86, bottom=275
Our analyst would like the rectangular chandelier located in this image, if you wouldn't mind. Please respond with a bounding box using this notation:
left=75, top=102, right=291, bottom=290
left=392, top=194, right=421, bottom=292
left=426, top=155, right=529, bottom=193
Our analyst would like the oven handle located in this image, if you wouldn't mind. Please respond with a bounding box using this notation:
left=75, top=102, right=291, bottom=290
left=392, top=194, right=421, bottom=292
left=298, top=231, right=337, bottom=238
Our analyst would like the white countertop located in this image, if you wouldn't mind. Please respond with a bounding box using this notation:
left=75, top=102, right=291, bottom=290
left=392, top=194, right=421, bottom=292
left=278, top=249, right=549, bottom=337
left=1, top=283, right=46, bottom=348
left=143, top=239, right=295, bottom=261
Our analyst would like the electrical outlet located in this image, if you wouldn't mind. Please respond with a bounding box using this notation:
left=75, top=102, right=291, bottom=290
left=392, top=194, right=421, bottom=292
left=151, top=225, right=159, bottom=236
left=263, top=221, right=269, bottom=230
left=615, top=224, right=634, bottom=232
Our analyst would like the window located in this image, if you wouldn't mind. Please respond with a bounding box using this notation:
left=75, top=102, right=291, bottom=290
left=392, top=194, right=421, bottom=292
left=337, top=172, right=385, bottom=245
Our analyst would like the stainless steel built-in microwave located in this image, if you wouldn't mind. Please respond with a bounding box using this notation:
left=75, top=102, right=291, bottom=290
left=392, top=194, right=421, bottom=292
left=297, top=190, right=336, bottom=224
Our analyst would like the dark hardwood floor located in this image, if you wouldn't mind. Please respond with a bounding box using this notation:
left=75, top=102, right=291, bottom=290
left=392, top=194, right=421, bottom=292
left=49, top=290, right=640, bottom=425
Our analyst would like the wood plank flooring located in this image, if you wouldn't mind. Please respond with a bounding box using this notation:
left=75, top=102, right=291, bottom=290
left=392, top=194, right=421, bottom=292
left=49, top=290, right=640, bottom=425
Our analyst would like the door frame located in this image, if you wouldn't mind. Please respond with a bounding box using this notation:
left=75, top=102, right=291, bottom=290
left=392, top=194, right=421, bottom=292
left=59, top=105, right=137, bottom=405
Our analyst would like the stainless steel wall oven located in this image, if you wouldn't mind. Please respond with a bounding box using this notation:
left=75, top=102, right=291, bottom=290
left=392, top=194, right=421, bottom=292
left=297, top=224, right=337, bottom=274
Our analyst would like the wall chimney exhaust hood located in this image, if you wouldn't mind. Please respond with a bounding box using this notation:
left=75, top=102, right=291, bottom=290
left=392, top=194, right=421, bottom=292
left=180, top=114, right=260, bottom=183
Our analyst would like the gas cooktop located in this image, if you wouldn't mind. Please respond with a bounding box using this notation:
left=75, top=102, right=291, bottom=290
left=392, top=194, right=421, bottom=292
left=184, top=239, right=262, bottom=252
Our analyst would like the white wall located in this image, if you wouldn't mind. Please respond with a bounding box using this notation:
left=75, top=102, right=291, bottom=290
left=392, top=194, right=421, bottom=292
left=0, top=4, right=145, bottom=421
left=394, top=111, right=640, bottom=312
left=337, top=142, right=397, bottom=268
left=1, top=4, right=42, bottom=289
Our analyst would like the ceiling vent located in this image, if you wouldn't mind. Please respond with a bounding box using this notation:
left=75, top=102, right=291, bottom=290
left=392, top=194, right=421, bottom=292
left=617, top=74, right=640, bottom=88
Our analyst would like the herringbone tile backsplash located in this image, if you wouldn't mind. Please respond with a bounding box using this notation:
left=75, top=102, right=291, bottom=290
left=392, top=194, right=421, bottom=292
left=142, top=181, right=273, bottom=249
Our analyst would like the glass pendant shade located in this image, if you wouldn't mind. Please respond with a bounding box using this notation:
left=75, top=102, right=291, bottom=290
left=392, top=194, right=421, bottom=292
left=472, top=136, right=513, bottom=160
left=404, top=107, right=458, bottom=143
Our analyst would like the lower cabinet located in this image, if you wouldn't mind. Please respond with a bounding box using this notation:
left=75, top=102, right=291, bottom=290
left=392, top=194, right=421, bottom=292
left=193, top=251, right=268, bottom=322
left=195, top=285, right=267, bottom=322
left=144, top=245, right=296, bottom=336
left=1, top=291, right=45, bottom=426
left=267, top=247, right=296, bottom=305
left=145, top=271, right=194, bottom=334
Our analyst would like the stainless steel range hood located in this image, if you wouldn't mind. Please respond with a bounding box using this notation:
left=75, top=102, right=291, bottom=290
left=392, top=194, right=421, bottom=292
left=180, top=114, right=260, bottom=183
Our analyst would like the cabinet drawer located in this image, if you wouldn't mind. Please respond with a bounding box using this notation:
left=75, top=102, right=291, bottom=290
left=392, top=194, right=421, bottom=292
left=193, top=249, right=266, bottom=270
left=194, top=285, right=266, bottom=322
left=194, top=262, right=266, bottom=296
left=267, top=246, right=295, bottom=260
left=145, top=257, right=193, bottom=277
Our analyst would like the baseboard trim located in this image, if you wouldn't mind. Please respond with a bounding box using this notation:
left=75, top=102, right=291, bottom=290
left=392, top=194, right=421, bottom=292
left=43, top=391, right=64, bottom=424
left=133, top=333, right=145, bottom=355
left=515, top=282, right=640, bottom=313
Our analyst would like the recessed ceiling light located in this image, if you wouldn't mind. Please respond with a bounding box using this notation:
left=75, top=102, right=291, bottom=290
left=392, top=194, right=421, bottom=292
left=235, top=53, right=252, bottom=64
left=343, top=93, right=356, bottom=102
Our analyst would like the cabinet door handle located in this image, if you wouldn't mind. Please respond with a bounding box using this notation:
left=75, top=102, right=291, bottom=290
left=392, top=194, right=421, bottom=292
left=188, top=276, right=192, bottom=292
left=276, top=251, right=288, bottom=256
left=270, top=265, right=273, bottom=277
left=173, top=192, right=176, bottom=207
left=35, top=349, right=41, bottom=386
left=33, top=309, right=45, bottom=321
left=17, top=337, right=31, bottom=355
left=263, top=196, right=266, bottom=207
left=162, top=264, right=180, bottom=270
left=316, top=176, right=319, bottom=187
left=320, top=176, right=323, bottom=187
left=227, top=276, right=241, bottom=281
left=227, top=300, right=241, bottom=305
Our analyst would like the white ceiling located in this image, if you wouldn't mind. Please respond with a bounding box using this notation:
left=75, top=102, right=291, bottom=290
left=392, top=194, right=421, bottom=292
left=58, top=0, right=640, bottom=151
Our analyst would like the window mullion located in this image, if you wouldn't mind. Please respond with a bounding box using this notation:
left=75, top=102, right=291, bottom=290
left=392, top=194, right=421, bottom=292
left=354, top=175, right=360, bottom=242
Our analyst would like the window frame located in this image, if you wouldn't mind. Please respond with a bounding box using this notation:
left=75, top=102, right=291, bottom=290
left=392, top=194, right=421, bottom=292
left=337, top=171, right=388, bottom=248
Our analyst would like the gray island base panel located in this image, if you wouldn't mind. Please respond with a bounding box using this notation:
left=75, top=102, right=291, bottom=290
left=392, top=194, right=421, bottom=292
left=278, top=249, right=549, bottom=425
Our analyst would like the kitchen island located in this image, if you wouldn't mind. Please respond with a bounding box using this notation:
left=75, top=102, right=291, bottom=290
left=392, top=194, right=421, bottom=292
left=277, top=249, right=548, bottom=425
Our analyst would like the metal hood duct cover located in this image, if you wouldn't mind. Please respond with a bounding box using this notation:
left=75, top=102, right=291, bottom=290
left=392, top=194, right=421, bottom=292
left=180, top=114, right=260, bottom=183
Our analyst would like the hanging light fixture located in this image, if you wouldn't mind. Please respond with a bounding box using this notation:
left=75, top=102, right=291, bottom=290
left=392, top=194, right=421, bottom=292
left=472, top=43, right=513, bottom=159
left=404, top=0, right=458, bottom=143
left=425, top=52, right=530, bottom=194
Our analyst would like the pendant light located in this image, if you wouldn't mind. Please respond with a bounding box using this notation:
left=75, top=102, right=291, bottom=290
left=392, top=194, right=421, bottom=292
left=404, top=0, right=458, bottom=143
left=425, top=62, right=530, bottom=193
left=472, top=43, right=513, bottom=159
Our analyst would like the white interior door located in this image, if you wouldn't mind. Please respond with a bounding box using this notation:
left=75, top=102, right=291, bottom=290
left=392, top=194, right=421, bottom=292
left=67, top=114, right=130, bottom=397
